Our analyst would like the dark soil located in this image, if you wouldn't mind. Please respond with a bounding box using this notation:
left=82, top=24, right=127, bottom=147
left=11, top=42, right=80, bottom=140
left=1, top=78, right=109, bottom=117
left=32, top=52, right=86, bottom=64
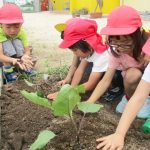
left=1, top=75, right=150, bottom=150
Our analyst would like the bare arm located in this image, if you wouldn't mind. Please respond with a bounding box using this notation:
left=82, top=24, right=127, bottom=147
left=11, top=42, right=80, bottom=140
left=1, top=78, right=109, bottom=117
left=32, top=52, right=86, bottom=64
left=24, top=46, right=31, bottom=55
left=58, top=55, right=79, bottom=86
left=87, top=68, right=116, bottom=103
left=21, top=46, right=33, bottom=70
left=65, top=55, right=79, bottom=82
left=82, top=72, right=103, bottom=91
left=96, top=79, right=150, bottom=150
left=71, top=59, right=88, bottom=86
left=115, top=79, right=150, bottom=137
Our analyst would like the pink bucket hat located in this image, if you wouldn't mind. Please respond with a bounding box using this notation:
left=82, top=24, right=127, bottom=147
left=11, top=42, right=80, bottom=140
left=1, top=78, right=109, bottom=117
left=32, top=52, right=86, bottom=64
left=0, top=3, right=23, bottom=24
left=100, top=5, right=142, bottom=35
left=59, top=18, right=108, bottom=53
left=142, top=38, right=150, bottom=56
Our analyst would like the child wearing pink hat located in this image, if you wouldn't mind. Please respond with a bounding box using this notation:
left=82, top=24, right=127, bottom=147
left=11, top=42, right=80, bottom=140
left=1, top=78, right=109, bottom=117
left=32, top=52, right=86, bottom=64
left=82, top=5, right=150, bottom=149
left=87, top=5, right=150, bottom=118
left=97, top=38, right=150, bottom=150
left=0, top=4, right=34, bottom=82
left=48, top=18, right=116, bottom=100
left=54, top=18, right=83, bottom=87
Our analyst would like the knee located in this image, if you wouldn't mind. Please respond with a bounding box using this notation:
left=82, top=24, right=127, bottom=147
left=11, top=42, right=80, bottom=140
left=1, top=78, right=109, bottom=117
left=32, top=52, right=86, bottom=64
left=124, top=68, right=142, bottom=85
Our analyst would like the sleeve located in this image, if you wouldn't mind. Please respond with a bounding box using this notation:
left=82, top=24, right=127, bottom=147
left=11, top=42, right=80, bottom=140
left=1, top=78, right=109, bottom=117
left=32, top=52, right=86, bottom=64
left=18, top=28, right=29, bottom=47
left=142, top=63, right=150, bottom=83
left=108, top=53, right=120, bottom=69
left=92, top=59, right=108, bottom=72
left=0, top=28, right=7, bottom=43
left=142, top=38, right=150, bottom=56
left=91, top=51, right=109, bottom=72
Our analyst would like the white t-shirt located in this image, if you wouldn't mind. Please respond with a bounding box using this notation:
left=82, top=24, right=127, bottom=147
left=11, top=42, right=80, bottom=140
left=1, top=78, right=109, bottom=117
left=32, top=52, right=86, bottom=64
left=85, top=50, right=109, bottom=72
left=142, top=63, right=150, bottom=83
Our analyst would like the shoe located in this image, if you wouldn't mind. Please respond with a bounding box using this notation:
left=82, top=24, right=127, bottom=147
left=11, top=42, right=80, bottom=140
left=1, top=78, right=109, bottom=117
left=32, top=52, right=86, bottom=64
left=116, top=95, right=127, bottom=113
left=3, top=65, right=17, bottom=82
left=116, top=95, right=150, bottom=119
left=103, top=87, right=124, bottom=101
left=24, top=69, right=37, bottom=76
left=137, top=97, right=150, bottom=119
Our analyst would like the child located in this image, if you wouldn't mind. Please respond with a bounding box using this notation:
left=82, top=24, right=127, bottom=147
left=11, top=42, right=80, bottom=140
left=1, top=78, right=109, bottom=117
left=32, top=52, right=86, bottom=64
left=54, top=18, right=86, bottom=86
left=0, top=4, right=34, bottom=82
left=87, top=6, right=150, bottom=119
left=48, top=18, right=124, bottom=100
left=96, top=38, right=150, bottom=150
left=47, top=18, right=110, bottom=99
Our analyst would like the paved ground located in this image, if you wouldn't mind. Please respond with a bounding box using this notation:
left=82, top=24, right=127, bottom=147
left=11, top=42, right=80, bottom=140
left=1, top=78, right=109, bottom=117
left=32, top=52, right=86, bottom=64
left=22, top=11, right=150, bottom=72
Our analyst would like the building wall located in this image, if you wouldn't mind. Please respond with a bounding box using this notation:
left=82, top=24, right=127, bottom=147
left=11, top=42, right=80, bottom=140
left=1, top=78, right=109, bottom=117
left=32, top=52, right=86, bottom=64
left=70, top=0, right=120, bottom=14
left=124, top=0, right=150, bottom=12
left=51, top=0, right=70, bottom=11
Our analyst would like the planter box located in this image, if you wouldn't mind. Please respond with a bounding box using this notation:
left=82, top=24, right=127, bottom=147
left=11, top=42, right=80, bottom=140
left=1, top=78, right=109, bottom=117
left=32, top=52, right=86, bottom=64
left=90, top=12, right=102, bottom=18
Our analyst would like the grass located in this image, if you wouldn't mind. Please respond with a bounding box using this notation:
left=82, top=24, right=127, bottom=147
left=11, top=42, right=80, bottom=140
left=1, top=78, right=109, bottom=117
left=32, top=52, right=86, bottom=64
left=47, top=65, right=69, bottom=79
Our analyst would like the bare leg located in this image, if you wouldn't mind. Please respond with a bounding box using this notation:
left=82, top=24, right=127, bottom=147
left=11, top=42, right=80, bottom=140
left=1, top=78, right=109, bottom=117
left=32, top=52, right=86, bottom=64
left=123, top=68, right=142, bottom=97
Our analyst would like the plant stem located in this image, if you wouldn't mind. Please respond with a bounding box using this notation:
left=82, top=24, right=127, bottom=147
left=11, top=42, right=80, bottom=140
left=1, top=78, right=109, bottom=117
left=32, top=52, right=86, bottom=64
left=69, top=112, right=78, bottom=134
left=77, top=113, right=86, bottom=137
left=69, top=111, right=82, bottom=144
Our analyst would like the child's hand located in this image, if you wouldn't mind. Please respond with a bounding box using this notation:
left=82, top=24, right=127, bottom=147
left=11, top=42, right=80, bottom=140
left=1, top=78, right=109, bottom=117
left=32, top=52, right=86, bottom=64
left=11, top=58, right=26, bottom=70
left=58, top=79, right=70, bottom=86
left=58, top=77, right=72, bottom=86
left=47, top=92, right=58, bottom=100
left=11, top=58, right=31, bottom=71
left=58, top=80, right=66, bottom=86
left=12, top=58, right=20, bottom=65
left=21, top=54, right=33, bottom=66
left=96, top=133, right=124, bottom=150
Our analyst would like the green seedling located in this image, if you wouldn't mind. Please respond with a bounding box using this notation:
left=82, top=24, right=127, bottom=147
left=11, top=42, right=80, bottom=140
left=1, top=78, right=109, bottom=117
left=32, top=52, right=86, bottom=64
left=21, top=84, right=103, bottom=149
left=29, top=130, right=56, bottom=150
left=24, top=79, right=46, bottom=98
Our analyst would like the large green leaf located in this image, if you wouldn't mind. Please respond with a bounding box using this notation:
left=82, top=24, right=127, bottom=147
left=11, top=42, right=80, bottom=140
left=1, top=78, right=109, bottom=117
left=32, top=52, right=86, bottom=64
left=74, top=84, right=85, bottom=94
left=52, top=84, right=84, bottom=116
left=78, top=102, right=103, bottom=113
left=29, top=130, right=56, bottom=150
left=21, top=90, right=52, bottom=109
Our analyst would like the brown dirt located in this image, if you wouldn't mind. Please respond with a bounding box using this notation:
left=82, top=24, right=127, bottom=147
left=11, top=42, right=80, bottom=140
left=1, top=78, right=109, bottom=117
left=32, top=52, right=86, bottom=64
left=1, top=76, right=150, bottom=150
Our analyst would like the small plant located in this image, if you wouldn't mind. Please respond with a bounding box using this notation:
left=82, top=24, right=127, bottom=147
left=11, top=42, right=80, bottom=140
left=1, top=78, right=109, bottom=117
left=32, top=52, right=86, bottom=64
left=21, top=84, right=103, bottom=149
left=29, top=130, right=56, bottom=150
left=24, top=79, right=46, bottom=98
left=43, top=59, right=68, bottom=79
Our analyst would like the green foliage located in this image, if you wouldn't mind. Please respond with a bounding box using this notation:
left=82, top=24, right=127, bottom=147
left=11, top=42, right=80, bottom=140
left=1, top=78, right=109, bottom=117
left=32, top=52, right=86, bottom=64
left=47, top=65, right=68, bottom=78
left=21, top=90, right=52, bottom=109
left=78, top=102, right=103, bottom=113
left=21, top=84, right=103, bottom=148
left=36, top=91, right=45, bottom=98
left=74, top=84, right=86, bottom=94
left=24, top=79, right=35, bottom=86
left=52, top=84, right=85, bottom=116
left=29, top=130, right=56, bottom=150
